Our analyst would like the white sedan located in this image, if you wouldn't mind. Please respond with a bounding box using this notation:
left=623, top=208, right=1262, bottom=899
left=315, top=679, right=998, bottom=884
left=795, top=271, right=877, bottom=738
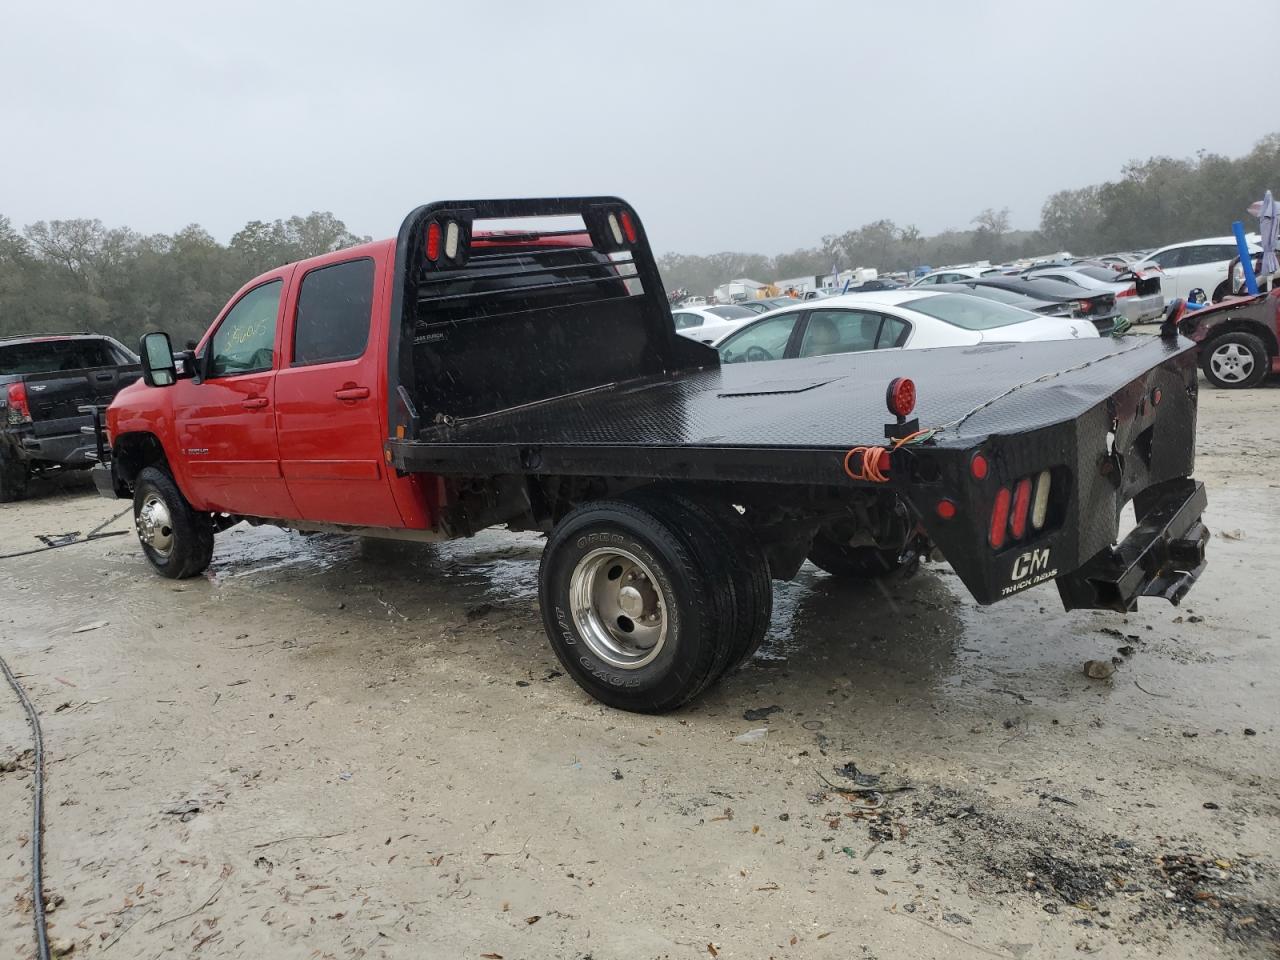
left=1133, top=234, right=1262, bottom=302
left=670, top=303, right=759, bottom=344
left=713, top=290, right=1097, bottom=365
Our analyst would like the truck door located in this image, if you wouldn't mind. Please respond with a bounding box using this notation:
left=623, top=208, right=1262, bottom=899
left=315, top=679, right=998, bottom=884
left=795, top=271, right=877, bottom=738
left=174, top=276, right=299, bottom=519
left=273, top=254, right=403, bottom=527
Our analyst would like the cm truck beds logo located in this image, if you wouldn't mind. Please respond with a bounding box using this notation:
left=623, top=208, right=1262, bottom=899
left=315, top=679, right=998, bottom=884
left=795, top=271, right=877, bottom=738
left=1002, top=548, right=1056, bottom=596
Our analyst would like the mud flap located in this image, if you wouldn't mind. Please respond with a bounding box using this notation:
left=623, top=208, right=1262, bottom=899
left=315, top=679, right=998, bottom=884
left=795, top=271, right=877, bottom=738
left=1056, top=479, right=1208, bottom=613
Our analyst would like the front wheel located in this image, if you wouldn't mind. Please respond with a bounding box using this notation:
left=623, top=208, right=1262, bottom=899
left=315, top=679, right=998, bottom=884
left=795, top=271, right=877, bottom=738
left=1200, top=331, right=1269, bottom=389
left=133, top=466, right=215, bottom=578
left=539, top=499, right=736, bottom=713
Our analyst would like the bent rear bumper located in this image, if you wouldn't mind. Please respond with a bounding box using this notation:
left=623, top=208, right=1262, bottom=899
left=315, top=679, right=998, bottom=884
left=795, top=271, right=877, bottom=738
left=1056, top=478, right=1207, bottom=612
left=900, top=335, right=1204, bottom=609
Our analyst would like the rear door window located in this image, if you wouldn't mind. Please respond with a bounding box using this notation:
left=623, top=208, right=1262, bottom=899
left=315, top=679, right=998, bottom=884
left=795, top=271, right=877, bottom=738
left=877, top=316, right=911, bottom=348
left=672, top=312, right=702, bottom=329
left=1150, top=247, right=1186, bottom=269
left=292, top=259, right=376, bottom=366
left=798, top=309, right=883, bottom=357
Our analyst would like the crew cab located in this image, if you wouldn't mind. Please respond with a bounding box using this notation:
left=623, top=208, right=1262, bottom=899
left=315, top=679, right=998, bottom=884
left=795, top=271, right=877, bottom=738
left=1, top=334, right=140, bottom=501
left=95, top=197, right=1210, bottom=713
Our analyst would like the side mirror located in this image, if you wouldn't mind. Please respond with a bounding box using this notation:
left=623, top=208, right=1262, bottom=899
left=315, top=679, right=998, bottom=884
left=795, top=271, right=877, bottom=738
left=140, top=332, right=178, bottom=387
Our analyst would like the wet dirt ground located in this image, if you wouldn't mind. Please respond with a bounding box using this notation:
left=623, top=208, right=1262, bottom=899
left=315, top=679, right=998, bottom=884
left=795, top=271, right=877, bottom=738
left=1, top=381, right=1277, bottom=960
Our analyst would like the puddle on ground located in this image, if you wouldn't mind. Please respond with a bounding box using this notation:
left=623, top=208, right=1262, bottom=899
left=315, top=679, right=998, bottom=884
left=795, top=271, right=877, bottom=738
left=208, top=523, right=545, bottom=601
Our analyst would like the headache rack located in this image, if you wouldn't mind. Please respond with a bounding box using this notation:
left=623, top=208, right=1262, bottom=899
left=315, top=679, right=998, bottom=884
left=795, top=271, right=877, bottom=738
left=385, top=196, right=714, bottom=440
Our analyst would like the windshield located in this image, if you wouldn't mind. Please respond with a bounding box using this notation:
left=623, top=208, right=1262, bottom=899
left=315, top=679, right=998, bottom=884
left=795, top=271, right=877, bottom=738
left=0, top=338, right=131, bottom=376
left=901, top=294, right=1037, bottom=330
left=706, top=305, right=756, bottom=320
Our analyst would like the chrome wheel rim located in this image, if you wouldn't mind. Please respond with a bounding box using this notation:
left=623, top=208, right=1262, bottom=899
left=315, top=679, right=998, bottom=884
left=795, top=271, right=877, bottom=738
left=136, top=494, right=174, bottom=557
left=1210, top=342, right=1254, bottom=383
left=568, top=547, right=668, bottom=669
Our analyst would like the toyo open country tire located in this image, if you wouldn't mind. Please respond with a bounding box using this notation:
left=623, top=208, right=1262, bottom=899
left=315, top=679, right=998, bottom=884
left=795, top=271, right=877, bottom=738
left=539, top=497, right=742, bottom=713
left=1200, top=331, right=1269, bottom=389
left=132, top=466, right=214, bottom=579
left=807, top=527, right=903, bottom=579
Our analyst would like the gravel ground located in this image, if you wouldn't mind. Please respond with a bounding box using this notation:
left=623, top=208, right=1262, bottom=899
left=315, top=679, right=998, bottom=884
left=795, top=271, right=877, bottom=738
left=1, top=379, right=1277, bottom=960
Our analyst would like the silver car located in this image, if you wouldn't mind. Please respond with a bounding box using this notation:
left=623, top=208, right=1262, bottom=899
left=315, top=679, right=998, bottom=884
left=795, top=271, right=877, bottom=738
left=1022, top=265, right=1164, bottom=324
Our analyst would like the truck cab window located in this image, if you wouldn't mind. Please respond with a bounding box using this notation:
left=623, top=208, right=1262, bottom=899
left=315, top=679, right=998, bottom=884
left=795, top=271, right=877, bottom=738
left=292, top=258, right=375, bottom=365
left=209, top=280, right=282, bottom=377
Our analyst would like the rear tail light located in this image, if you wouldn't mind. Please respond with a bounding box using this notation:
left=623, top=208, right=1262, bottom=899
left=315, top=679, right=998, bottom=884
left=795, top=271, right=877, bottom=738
left=1115, top=285, right=1136, bottom=298
left=1077, top=299, right=1096, bottom=315
left=989, top=487, right=1011, bottom=549
left=6, top=382, right=30, bottom=424
left=619, top=210, right=637, bottom=244
left=1031, top=470, right=1051, bottom=531
left=989, top=468, right=1055, bottom=549
left=425, top=221, right=442, bottom=261
left=1009, top=477, right=1032, bottom=540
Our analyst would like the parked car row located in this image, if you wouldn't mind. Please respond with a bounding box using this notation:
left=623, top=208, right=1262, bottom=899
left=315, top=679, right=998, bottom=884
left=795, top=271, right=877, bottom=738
left=671, top=273, right=1276, bottom=391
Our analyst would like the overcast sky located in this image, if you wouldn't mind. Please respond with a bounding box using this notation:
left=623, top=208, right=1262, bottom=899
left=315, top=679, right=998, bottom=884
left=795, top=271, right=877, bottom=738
left=2, top=0, right=1272, bottom=255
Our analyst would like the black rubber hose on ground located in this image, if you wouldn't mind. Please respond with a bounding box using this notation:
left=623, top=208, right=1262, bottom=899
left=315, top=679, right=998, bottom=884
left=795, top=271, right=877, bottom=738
left=0, top=653, right=51, bottom=960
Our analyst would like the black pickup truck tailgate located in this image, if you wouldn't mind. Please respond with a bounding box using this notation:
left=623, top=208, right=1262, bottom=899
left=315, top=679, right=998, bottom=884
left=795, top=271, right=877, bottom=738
left=22, top=364, right=141, bottom=439
left=389, top=334, right=1201, bottom=610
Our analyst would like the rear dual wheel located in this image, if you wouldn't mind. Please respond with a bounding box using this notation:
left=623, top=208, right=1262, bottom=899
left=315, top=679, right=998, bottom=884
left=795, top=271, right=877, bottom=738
left=539, top=494, right=771, bottom=713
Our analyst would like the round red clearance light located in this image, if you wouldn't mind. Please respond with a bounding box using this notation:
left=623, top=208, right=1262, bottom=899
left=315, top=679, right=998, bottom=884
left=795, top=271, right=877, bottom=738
left=425, top=221, right=442, bottom=261
left=886, top=377, right=916, bottom=418
left=620, top=210, right=638, bottom=244
left=1152, top=387, right=1162, bottom=406
left=936, top=498, right=957, bottom=520
left=970, top=452, right=989, bottom=480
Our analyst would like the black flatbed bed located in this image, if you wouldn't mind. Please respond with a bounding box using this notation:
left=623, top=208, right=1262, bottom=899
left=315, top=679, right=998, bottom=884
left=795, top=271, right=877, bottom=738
left=388, top=334, right=1194, bottom=486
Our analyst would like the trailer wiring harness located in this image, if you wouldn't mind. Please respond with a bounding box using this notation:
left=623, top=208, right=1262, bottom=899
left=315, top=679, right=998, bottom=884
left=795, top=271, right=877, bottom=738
left=0, top=652, right=51, bottom=960
left=843, top=428, right=937, bottom=483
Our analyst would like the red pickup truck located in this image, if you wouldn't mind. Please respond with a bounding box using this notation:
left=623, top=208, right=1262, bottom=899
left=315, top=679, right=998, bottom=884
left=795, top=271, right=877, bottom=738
left=96, top=197, right=1209, bottom=713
